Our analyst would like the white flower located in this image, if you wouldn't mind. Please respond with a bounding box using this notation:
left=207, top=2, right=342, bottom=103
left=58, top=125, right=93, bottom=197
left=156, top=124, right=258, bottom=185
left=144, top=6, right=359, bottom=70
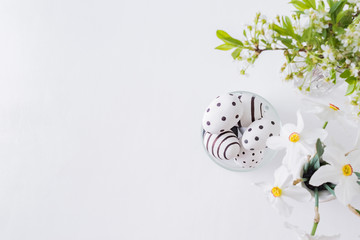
left=301, top=98, right=346, bottom=123
left=321, top=45, right=335, bottom=61
left=267, top=111, right=328, bottom=170
left=309, top=145, right=360, bottom=205
left=285, top=222, right=340, bottom=240
left=256, top=166, right=311, bottom=217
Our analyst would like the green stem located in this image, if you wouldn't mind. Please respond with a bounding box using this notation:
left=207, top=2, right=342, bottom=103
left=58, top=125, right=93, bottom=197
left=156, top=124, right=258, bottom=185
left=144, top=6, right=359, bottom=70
left=322, top=121, right=328, bottom=129
left=311, top=188, right=319, bottom=236
left=324, top=184, right=336, bottom=196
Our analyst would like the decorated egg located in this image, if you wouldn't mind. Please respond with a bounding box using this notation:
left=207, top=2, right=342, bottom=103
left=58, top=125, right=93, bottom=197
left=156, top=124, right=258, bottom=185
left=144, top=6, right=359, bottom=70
left=234, top=145, right=265, bottom=169
left=202, top=93, right=244, bottom=134
left=235, top=93, right=266, bottom=127
left=203, top=131, right=241, bottom=160
left=241, top=118, right=280, bottom=150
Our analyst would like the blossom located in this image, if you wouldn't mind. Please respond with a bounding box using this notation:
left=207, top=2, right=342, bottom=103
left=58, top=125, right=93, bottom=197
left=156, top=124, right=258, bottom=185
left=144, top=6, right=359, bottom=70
left=321, top=45, right=335, bottom=61
left=301, top=98, right=346, bottom=123
left=309, top=145, right=360, bottom=205
left=285, top=222, right=340, bottom=240
left=256, top=166, right=311, bottom=217
left=267, top=111, right=327, bottom=170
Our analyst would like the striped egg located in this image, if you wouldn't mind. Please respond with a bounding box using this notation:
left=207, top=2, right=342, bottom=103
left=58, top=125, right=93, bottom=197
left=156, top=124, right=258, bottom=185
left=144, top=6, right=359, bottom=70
left=203, top=131, right=241, bottom=160
left=241, top=118, right=280, bottom=150
left=235, top=93, right=266, bottom=128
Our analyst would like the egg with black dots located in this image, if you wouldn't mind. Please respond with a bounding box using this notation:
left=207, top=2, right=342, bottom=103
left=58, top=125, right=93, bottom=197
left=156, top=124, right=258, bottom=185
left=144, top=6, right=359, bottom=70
left=241, top=117, right=280, bottom=150
left=233, top=144, right=264, bottom=169
left=202, top=93, right=244, bottom=134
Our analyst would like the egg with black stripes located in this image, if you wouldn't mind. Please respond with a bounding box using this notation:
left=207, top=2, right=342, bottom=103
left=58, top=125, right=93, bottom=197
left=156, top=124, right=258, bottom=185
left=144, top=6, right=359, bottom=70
left=235, top=92, right=266, bottom=128
left=203, top=131, right=241, bottom=160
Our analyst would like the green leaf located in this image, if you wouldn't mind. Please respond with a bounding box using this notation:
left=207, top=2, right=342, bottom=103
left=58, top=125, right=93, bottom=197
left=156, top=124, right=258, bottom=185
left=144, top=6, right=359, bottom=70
left=316, top=138, right=324, bottom=157
left=289, top=0, right=310, bottom=10
left=282, top=16, right=295, bottom=36
left=336, top=10, right=346, bottom=23
left=215, top=44, right=236, bottom=51
left=279, top=37, right=293, bottom=48
left=332, top=25, right=345, bottom=34
left=330, top=68, right=336, bottom=80
left=271, top=23, right=288, bottom=36
left=330, top=0, right=345, bottom=14
left=303, top=0, right=316, bottom=9
left=327, top=0, right=334, bottom=8
left=345, top=77, right=357, bottom=95
left=355, top=172, right=360, bottom=179
left=340, top=69, right=351, bottom=78
left=216, top=30, right=244, bottom=47
left=301, top=27, right=312, bottom=42
left=231, top=48, right=242, bottom=59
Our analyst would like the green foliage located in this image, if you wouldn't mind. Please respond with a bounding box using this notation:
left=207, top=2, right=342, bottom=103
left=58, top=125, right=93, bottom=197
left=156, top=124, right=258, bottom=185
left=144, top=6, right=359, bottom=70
left=216, top=0, right=360, bottom=116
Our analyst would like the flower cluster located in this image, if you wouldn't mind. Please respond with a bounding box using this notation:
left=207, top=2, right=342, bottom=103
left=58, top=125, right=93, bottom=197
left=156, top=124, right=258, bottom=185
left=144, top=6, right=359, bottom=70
left=216, top=0, right=360, bottom=117
left=255, top=98, right=360, bottom=237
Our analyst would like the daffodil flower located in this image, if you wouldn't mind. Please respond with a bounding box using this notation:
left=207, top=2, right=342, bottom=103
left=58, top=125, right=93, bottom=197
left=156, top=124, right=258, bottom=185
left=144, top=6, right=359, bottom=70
left=256, top=166, right=311, bottom=217
left=309, top=146, right=360, bottom=205
left=266, top=111, right=328, bottom=170
left=285, top=222, right=340, bottom=240
left=301, top=98, right=346, bottom=123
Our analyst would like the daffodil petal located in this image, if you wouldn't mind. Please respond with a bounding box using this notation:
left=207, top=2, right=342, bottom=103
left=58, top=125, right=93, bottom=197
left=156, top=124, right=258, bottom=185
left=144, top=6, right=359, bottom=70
left=273, top=197, right=293, bottom=218
left=334, top=177, right=360, bottom=205
left=282, top=187, right=311, bottom=202
left=309, top=165, right=341, bottom=186
left=266, top=136, right=287, bottom=150
left=274, top=166, right=292, bottom=188
left=301, top=129, right=328, bottom=145
left=295, top=111, right=304, bottom=132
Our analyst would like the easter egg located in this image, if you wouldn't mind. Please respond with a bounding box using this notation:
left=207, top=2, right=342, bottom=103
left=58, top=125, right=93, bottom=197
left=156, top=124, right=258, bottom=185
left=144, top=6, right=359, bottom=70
left=235, top=93, right=266, bottom=128
left=241, top=118, right=280, bottom=150
left=234, top=146, right=265, bottom=169
left=202, top=93, right=244, bottom=134
left=203, top=131, right=241, bottom=160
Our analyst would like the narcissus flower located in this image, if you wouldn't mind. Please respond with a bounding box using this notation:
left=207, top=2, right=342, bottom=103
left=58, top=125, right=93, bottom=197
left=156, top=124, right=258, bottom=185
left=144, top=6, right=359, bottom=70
left=301, top=98, right=346, bottom=123
left=256, top=166, right=311, bottom=217
left=267, top=111, right=327, bottom=170
left=310, top=146, right=360, bottom=205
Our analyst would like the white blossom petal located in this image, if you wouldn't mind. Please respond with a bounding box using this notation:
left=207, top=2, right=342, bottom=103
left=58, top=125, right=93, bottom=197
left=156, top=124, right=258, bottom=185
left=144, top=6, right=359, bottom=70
left=267, top=136, right=287, bottom=150
left=334, top=177, right=360, bottom=205
left=282, top=187, right=312, bottom=202
left=273, top=197, right=293, bottom=217
left=295, top=111, right=304, bottom=132
left=309, top=165, right=341, bottom=186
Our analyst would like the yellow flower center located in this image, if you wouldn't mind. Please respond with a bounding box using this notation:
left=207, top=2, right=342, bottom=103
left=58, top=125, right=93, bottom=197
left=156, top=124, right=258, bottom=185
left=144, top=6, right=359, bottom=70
left=342, top=164, right=353, bottom=176
left=329, top=103, right=340, bottom=111
left=289, top=132, right=300, bottom=142
left=271, top=187, right=282, bottom=197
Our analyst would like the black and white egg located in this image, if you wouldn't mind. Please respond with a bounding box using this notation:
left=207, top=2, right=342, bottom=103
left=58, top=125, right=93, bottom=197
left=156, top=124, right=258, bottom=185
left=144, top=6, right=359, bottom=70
left=236, top=93, right=267, bottom=128
left=234, top=146, right=264, bottom=169
left=202, top=93, right=244, bottom=134
left=241, top=118, right=280, bottom=150
left=203, top=131, right=241, bottom=160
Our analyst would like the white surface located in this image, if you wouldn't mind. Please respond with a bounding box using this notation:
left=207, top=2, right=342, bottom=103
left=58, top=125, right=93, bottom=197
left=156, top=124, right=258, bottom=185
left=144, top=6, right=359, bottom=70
left=0, top=0, right=358, bottom=239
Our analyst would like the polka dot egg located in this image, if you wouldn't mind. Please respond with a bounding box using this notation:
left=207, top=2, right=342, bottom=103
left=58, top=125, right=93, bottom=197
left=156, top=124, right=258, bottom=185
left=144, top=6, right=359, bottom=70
left=234, top=144, right=264, bottom=169
left=202, top=93, right=244, bottom=134
left=241, top=117, right=280, bottom=151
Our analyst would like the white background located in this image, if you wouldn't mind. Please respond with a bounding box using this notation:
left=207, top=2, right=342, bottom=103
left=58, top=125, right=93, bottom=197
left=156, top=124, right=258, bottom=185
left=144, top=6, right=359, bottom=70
left=0, top=0, right=359, bottom=239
